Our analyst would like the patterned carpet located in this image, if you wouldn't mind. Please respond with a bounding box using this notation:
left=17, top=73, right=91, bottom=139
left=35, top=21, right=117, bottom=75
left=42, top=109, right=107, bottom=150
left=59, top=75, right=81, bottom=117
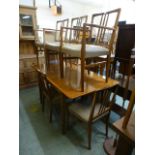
left=19, top=86, right=133, bottom=155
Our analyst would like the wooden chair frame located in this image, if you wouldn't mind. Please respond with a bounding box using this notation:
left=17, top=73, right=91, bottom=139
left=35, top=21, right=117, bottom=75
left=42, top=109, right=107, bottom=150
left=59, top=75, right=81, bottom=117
left=67, top=85, right=118, bottom=149
left=70, top=15, right=88, bottom=41
left=55, top=18, right=69, bottom=41
left=37, top=69, right=61, bottom=122
left=60, top=24, right=116, bottom=91
left=59, top=9, right=121, bottom=92
left=34, top=28, right=44, bottom=64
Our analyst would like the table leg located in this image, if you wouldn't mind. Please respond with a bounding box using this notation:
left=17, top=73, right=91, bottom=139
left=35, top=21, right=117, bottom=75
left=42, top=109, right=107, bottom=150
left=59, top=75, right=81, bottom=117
left=115, top=135, right=134, bottom=155
left=103, top=136, right=134, bottom=155
left=60, top=94, right=66, bottom=134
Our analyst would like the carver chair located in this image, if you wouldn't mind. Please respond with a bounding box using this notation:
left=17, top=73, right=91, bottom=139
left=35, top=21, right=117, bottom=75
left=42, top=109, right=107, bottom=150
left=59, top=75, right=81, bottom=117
left=43, top=18, right=69, bottom=69
left=34, top=28, right=44, bottom=65
left=67, top=85, right=118, bottom=149
left=70, top=15, right=88, bottom=41
left=62, top=15, right=88, bottom=67
left=60, top=8, right=121, bottom=91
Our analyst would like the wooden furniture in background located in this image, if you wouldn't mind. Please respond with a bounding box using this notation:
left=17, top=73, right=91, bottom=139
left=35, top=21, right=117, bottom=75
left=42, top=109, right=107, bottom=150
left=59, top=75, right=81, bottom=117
left=19, top=4, right=42, bottom=88
left=112, top=24, right=135, bottom=106
left=19, top=5, right=37, bottom=40
left=103, top=90, right=135, bottom=155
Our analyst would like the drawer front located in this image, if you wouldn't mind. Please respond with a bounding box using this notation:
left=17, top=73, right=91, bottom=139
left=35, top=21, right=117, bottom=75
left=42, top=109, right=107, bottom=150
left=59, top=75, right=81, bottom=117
left=26, top=71, right=38, bottom=83
left=19, top=72, right=26, bottom=85
left=24, top=58, right=37, bottom=69
left=19, top=60, right=25, bottom=71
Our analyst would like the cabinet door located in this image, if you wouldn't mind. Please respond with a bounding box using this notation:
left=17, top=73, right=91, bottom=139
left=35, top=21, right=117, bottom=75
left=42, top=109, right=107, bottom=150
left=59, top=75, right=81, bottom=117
left=19, top=6, right=37, bottom=39
left=19, top=72, right=26, bottom=85
left=26, top=71, right=38, bottom=83
left=24, top=58, right=37, bottom=69
left=20, top=14, right=34, bottom=37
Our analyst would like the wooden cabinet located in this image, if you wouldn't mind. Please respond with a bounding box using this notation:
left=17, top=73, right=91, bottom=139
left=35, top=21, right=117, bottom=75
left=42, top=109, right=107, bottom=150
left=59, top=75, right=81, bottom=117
left=19, top=4, right=39, bottom=88
left=19, top=55, right=45, bottom=88
left=19, top=5, right=37, bottom=40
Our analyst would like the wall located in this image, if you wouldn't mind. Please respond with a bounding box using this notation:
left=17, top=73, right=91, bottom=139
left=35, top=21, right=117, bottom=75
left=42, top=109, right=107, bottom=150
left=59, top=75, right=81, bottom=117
left=20, top=0, right=135, bottom=28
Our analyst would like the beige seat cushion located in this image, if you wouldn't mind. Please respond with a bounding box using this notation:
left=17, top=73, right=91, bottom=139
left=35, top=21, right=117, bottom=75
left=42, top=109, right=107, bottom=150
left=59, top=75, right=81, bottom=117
left=62, top=43, right=109, bottom=58
left=45, top=41, right=60, bottom=52
left=69, top=102, right=110, bottom=122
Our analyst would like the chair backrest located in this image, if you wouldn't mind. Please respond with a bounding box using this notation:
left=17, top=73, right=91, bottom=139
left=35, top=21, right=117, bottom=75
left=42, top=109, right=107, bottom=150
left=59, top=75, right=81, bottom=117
left=70, top=15, right=88, bottom=28
left=55, top=18, right=69, bottom=41
left=89, top=8, right=121, bottom=52
left=68, top=15, right=88, bottom=42
left=89, top=86, right=118, bottom=122
left=90, top=12, right=105, bottom=39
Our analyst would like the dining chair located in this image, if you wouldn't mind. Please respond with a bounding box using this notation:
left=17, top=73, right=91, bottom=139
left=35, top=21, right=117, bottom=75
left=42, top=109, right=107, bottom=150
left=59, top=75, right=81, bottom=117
left=86, top=10, right=120, bottom=76
left=70, top=15, right=88, bottom=41
left=67, top=85, right=118, bottom=149
left=62, top=15, right=88, bottom=67
left=43, top=18, right=69, bottom=69
left=37, top=69, right=61, bottom=122
left=34, top=28, right=44, bottom=65
left=59, top=8, right=121, bottom=91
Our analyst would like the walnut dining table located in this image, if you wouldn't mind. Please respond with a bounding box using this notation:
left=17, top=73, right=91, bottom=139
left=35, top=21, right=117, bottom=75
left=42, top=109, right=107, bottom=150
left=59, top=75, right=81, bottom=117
left=33, top=62, right=119, bottom=133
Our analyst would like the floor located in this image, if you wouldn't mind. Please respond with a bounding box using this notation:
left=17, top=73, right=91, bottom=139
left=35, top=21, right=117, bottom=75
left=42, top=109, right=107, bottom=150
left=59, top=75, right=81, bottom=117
left=19, top=86, right=130, bottom=155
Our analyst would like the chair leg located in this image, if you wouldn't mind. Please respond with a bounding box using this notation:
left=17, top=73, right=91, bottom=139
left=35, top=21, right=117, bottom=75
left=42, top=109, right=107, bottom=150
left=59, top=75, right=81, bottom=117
left=87, top=123, right=92, bottom=149
left=66, top=107, right=70, bottom=130
left=59, top=53, right=64, bottom=78
left=105, top=114, right=110, bottom=137
left=39, top=87, right=42, bottom=105
left=42, top=95, right=45, bottom=112
left=49, top=105, right=53, bottom=123
left=106, top=56, right=110, bottom=82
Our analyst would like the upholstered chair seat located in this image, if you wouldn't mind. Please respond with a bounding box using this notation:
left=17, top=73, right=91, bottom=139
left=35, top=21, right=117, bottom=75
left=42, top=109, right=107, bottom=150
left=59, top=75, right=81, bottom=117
left=69, top=102, right=110, bottom=122
left=45, top=41, right=60, bottom=52
left=62, top=43, right=109, bottom=58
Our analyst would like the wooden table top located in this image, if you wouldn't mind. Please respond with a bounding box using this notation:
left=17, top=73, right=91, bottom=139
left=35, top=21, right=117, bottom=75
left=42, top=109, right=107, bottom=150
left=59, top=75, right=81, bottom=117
left=34, top=63, right=119, bottom=99
left=113, top=112, right=135, bottom=142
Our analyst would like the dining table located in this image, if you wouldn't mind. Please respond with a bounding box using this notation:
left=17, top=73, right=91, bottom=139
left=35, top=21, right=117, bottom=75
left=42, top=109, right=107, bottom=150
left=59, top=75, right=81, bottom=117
left=33, top=61, right=119, bottom=133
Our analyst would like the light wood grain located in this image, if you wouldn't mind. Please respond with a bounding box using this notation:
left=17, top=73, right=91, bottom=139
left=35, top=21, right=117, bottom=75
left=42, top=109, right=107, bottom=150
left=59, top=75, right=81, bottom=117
left=33, top=63, right=119, bottom=99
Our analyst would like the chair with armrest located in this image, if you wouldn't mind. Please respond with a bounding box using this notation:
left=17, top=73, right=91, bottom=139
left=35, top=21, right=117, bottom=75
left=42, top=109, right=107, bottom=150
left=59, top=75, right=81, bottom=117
left=43, top=18, right=69, bottom=69
left=62, top=15, right=88, bottom=67
left=86, top=10, right=120, bottom=75
left=70, top=15, right=88, bottom=41
left=60, top=8, right=121, bottom=92
left=34, top=28, right=44, bottom=65
left=67, top=85, right=118, bottom=149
